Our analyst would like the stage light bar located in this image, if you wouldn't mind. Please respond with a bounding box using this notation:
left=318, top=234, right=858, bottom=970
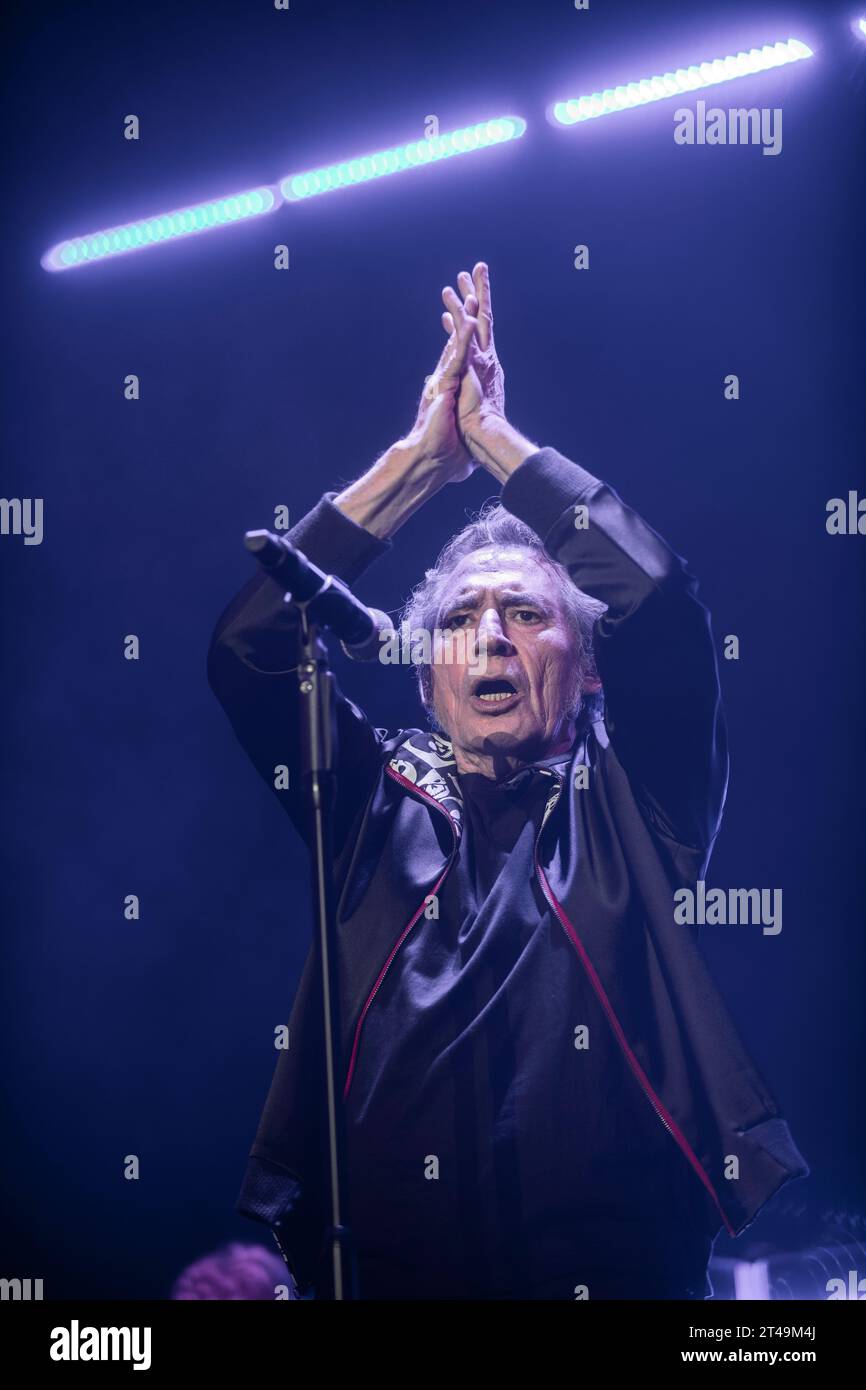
left=41, top=185, right=280, bottom=272
left=279, top=117, right=526, bottom=201
left=552, top=38, right=813, bottom=125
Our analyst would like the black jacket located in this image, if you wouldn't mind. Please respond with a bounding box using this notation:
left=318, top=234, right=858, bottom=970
left=207, top=446, right=809, bottom=1293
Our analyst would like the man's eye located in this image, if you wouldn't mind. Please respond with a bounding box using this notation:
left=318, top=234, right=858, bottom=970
left=513, top=609, right=541, bottom=623
left=444, top=613, right=472, bottom=629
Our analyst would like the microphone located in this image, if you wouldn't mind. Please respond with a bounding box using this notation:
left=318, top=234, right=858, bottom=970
left=244, top=530, right=395, bottom=661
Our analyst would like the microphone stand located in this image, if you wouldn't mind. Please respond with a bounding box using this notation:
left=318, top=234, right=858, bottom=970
left=245, top=532, right=359, bottom=1302
left=293, top=588, right=358, bottom=1302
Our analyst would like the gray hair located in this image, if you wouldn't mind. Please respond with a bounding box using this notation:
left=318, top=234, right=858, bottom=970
left=399, top=500, right=606, bottom=733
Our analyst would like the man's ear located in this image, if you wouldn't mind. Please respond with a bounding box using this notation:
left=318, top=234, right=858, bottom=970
left=423, top=667, right=440, bottom=725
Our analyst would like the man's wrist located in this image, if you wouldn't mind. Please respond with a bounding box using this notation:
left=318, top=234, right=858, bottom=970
left=397, top=431, right=464, bottom=482
left=333, top=439, right=450, bottom=540
left=461, top=412, right=538, bottom=485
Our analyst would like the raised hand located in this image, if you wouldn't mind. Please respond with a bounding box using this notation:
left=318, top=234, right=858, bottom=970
left=441, top=262, right=506, bottom=441
left=402, top=285, right=480, bottom=483
left=333, top=285, right=484, bottom=539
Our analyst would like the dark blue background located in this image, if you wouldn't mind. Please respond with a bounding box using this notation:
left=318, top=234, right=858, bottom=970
left=1, top=0, right=864, bottom=1298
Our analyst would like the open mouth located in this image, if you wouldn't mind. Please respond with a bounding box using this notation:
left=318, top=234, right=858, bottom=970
left=470, top=676, right=521, bottom=712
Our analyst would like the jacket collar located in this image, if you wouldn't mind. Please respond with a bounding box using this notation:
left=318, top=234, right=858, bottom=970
left=387, top=733, right=464, bottom=829
left=386, top=726, right=583, bottom=835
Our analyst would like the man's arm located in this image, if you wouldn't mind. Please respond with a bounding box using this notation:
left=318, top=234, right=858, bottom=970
left=207, top=490, right=392, bottom=856
left=446, top=264, right=727, bottom=851
left=333, top=286, right=481, bottom=538
left=500, top=442, right=727, bottom=852
left=207, top=290, right=483, bottom=852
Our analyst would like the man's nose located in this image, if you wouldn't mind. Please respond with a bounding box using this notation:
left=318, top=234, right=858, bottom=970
left=473, top=608, right=513, bottom=657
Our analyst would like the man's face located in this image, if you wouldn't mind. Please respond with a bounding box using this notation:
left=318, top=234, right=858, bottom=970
left=431, top=546, right=580, bottom=765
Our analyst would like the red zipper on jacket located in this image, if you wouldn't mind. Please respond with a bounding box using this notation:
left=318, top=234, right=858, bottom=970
left=532, top=776, right=736, bottom=1238
left=342, top=767, right=459, bottom=1101
left=345, top=760, right=736, bottom=1238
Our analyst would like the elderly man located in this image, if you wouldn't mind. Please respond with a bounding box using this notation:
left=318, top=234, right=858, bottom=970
left=207, top=264, right=807, bottom=1301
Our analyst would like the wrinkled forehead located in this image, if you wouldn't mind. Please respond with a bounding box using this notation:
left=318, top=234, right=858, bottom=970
left=439, top=546, right=556, bottom=607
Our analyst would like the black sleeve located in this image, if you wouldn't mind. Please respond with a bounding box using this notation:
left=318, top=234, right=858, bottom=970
left=206, top=493, right=394, bottom=855
left=501, top=447, right=728, bottom=852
